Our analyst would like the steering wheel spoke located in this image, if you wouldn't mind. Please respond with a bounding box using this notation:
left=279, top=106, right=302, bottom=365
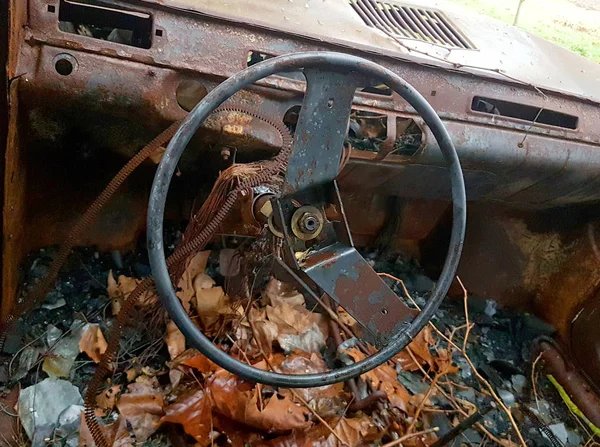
left=283, top=68, right=360, bottom=194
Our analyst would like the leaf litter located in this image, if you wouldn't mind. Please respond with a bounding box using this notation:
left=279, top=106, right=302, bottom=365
left=4, top=246, right=590, bottom=447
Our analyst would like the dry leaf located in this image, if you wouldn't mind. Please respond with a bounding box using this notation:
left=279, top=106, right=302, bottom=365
left=208, top=369, right=310, bottom=433
left=79, top=411, right=133, bottom=447
left=394, top=326, right=436, bottom=372
left=258, top=415, right=377, bottom=447
left=278, top=353, right=345, bottom=403
left=149, top=147, right=165, bottom=164
left=126, top=368, right=138, bottom=382
left=79, top=323, right=108, bottom=363
left=171, top=348, right=218, bottom=374
left=165, top=320, right=185, bottom=360
left=266, top=302, right=314, bottom=334
left=107, top=271, right=154, bottom=315
left=161, top=388, right=212, bottom=446
left=266, top=302, right=328, bottom=353
left=176, top=251, right=210, bottom=312
left=194, top=276, right=228, bottom=314
left=345, top=348, right=410, bottom=413
left=330, top=416, right=376, bottom=447
left=434, top=347, right=459, bottom=375
left=248, top=308, right=279, bottom=356
left=263, top=278, right=305, bottom=307
left=116, top=383, right=164, bottom=442
left=96, top=385, right=121, bottom=415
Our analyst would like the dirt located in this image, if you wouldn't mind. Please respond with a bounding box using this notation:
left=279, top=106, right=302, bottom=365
left=1, top=246, right=590, bottom=446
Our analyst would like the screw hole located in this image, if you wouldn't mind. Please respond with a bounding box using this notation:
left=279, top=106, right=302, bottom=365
left=55, top=58, right=74, bottom=76
left=327, top=98, right=334, bottom=109
left=381, top=308, right=388, bottom=315
left=47, top=4, right=56, bottom=12
left=155, top=29, right=163, bottom=37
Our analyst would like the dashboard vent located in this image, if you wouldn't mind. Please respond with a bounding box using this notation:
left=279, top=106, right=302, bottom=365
left=349, top=0, right=475, bottom=50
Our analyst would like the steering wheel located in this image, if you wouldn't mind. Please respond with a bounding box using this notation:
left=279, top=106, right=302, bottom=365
left=148, top=52, right=466, bottom=388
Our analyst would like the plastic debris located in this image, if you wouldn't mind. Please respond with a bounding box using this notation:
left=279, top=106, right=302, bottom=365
left=511, top=374, right=527, bottom=394
left=42, top=321, right=83, bottom=378
left=55, top=404, right=85, bottom=446
left=42, top=297, right=66, bottom=310
left=18, top=378, right=84, bottom=446
left=12, top=346, right=41, bottom=382
left=497, top=388, right=516, bottom=408
left=547, top=423, right=568, bottom=445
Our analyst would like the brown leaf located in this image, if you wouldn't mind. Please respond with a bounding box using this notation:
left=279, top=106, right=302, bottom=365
left=176, top=251, right=210, bottom=312
left=149, top=147, right=165, bottom=164
left=434, top=347, right=459, bottom=375
left=161, top=388, right=212, bottom=446
left=79, top=324, right=108, bottom=363
left=279, top=353, right=345, bottom=403
left=267, top=303, right=328, bottom=353
left=172, top=348, right=218, bottom=374
left=165, top=320, right=185, bottom=360
left=330, top=416, right=374, bottom=447
left=258, top=415, right=378, bottom=447
left=394, top=326, right=436, bottom=372
left=266, top=302, right=314, bottom=334
left=245, top=392, right=311, bottom=433
left=79, top=411, right=133, bottom=447
left=249, top=308, right=279, bottom=356
left=116, top=383, right=164, bottom=442
left=212, top=414, right=263, bottom=447
left=96, top=385, right=121, bottom=415
left=107, top=271, right=155, bottom=315
left=194, top=276, right=228, bottom=314
left=263, top=278, right=305, bottom=307
left=345, top=348, right=410, bottom=413
left=208, top=369, right=310, bottom=433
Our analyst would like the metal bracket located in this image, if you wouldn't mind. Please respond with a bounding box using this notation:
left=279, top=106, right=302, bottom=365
left=276, top=67, right=417, bottom=346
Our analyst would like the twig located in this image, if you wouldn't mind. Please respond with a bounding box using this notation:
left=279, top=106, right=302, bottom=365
left=430, top=402, right=493, bottom=447
left=531, top=351, right=544, bottom=412
left=377, top=272, right=463, bottom=352
left=381, top=427, right=440, bottom=447
left=403, top=308, right=504, bottom=446
left=406, top=373, right=441, bottom=434
left=247, top=319, right=349, bottom=446
left=456, top=277, right=527, bottom=447
left=0, top=402, right=18, bottom=418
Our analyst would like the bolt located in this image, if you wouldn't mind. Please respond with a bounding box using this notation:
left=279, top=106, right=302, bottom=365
left=299, top=212, right=320, bottom=234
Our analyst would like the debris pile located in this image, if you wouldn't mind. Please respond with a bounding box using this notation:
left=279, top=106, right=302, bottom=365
left=0, top=247, right=595, bottom=447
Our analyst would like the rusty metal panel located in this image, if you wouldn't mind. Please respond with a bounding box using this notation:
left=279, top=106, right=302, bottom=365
left=301, top=242, right=417, bottom=343
left=2, top=81, right=26, bottom=319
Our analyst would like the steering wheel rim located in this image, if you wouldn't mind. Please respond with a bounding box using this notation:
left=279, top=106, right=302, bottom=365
left=148, top=51, right=466, bottom=388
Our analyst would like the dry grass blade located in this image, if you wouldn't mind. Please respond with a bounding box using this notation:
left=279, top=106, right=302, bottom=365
left=381, top=427, right=439, bottom=447
left=456, top=277, right=527, bottom=447
left=531, top=351, right=544, bottom=413
left=380, top=271, right=519, bottom=446
left=247, top=319, right=349, bottom=446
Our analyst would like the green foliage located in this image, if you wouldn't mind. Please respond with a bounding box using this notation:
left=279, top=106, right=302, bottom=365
left=447, top=0, right=600, bottom=63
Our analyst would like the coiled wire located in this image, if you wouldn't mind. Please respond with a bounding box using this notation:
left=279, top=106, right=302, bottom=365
left=84, top=105, right=292, bottom=447
left=0, top=120, right=183, bottom=351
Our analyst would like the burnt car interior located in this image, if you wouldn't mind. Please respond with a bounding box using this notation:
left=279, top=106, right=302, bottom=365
left=1, top=0, right=600, bottom=445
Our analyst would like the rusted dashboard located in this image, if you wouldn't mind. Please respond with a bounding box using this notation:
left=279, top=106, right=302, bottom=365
left=12, top=0, right=600, bottom=205
left=3, top=0, right=600, bottom=384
